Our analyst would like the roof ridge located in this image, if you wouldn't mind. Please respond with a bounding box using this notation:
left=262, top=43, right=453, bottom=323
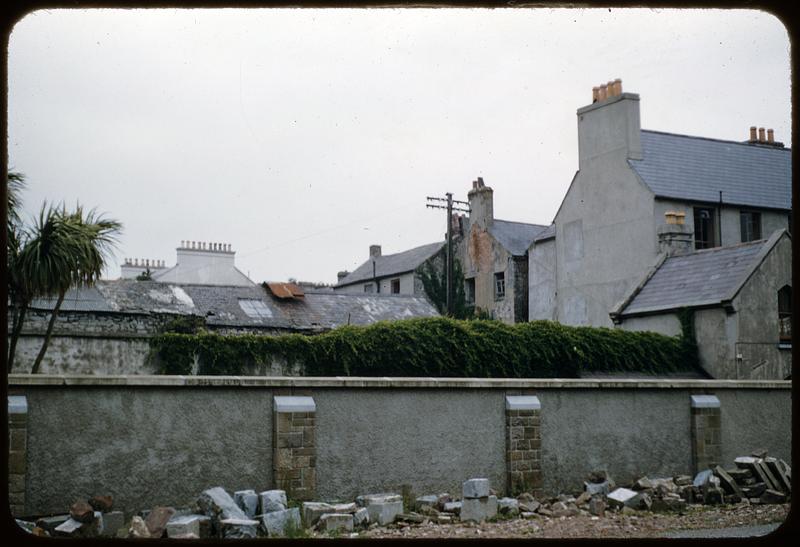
left=494, top=218, right=548, bottom=228
left=669, top=238, right=767, bottom=259
left=641, top=129, right=791, bottom=151
left=371, top=240, right=444, bottom=260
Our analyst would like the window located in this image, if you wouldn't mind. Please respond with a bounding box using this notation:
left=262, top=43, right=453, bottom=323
left=494, top=272, right=505, bottom=300
left=740, top=211, right=762, bottom=242
left=693, top=207, right=717, bottom=249
left=238, top=299, right=273, bottom=319
left=390, top=279, right=400, bottom=294
left=465, top=278, right=476, bottom=304
left=363, top=283, right=375, bottom=293
left=778, top=285, right=791, bottom=343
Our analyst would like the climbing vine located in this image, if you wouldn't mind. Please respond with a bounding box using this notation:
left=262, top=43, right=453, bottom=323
left=149, top=317, right=700, bottom=377
left=418, top=258, right=474, bottom=319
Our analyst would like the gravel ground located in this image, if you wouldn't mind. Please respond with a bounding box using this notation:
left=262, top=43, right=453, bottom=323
left=330, top=502, right=790, bottom=539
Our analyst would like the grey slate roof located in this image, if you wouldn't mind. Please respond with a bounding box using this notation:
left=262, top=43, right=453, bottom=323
left=629, top=130, right=791, bottom=210
left=488, top=220, right=549, bottom=256
left=620, top=238, right=773, bottom=316
left=22, top=279, right=439, bottom=330
left=336, top=241, right=445, bottom=287
left=28, top=286, right=113, bottom=312
left=533, top=223, right=556, bottom=242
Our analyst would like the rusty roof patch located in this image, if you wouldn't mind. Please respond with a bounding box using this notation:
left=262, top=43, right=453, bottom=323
left=266, top=282, right=305, bottom=299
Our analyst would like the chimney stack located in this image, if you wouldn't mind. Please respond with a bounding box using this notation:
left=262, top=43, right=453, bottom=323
left=592, top=86, right=599, bottom=103
left=598, top=83, right=607, bottom=101
left=369, top=245, right=382, bottom=258
left=758, top=127, right=766, bottom=142
left=767, top=128, right=774, bottom=143
left=467, top=176, right=494, bottom=229
left=749, top=126, right=757, bottom=142
left=658, top=211, right=692, bottom=256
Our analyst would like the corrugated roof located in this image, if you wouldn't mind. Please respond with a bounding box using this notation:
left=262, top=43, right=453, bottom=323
left=488, top=220, right=549, bottom=256
left=620, top=239, right=768, bottom=315
left=266, top=282, right=305, bottom=299
left=629, top=130, right=791, bottom=210
left=336, top=241, right=445, bottom=287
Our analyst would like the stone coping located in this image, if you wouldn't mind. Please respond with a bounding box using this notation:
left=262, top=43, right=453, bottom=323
left=6, top=374, right=791, bottom=389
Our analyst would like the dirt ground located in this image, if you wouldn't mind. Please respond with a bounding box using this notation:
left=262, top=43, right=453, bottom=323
left=343, top=502, right=790, bottom=539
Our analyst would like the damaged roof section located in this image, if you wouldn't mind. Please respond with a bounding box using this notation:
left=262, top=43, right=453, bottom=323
left=21, top=279, right=439, bottom=331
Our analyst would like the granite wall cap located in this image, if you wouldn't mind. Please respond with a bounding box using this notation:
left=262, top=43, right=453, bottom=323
left=690, top=395, right=721, bottom=408
left=274, top=396, right=316, bottom=413
left=505, top=395, right=541, bottom=411
left=8, top=395, right=28, bottom=414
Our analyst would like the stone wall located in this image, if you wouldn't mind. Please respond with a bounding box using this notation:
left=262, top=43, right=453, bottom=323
left=7, top=376, right=790, bottom=518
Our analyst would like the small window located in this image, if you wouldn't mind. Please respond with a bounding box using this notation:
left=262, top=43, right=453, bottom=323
left=363, top=283, right=375, bottom=293
left=465, top=278, right=476, bottom=304
left=238, top=299, right=273, bottom=319
left=778, top=285, right=791, bottom=342
left=740, top=211, right=762, bottom=242
left=494, top=272, right=505, bottom=300
left=390, top=279, right=401, bottom=294
left=693, top=207, right=717, bottom=249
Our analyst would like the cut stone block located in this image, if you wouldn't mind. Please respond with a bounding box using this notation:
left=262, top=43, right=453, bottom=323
left=606, top=488, right=638, bottom=508
left=505, top=395, right=541, bottom=410
left=35, top=515, right=70, bottom=534
left=100, top=511, right=125, bottom=537
left=693, top=469, right=714, bottom=488
left=129, top=516, right=151, bottom=538
left=443, top=501, right=462, bottom=515
left=302, top=502, right=335, bottom=527
left=317, top=513, right=354, bottom=533
left=756, top=461, right=780, bottom=492
left=735, top=456, right=760, bottom=468
left=673, top=475, right=692, bottom=487
left=219, top=518, right=258, bottom=539
left=145, top=506, right=176, bottom=538
left=198, top=487, right=249, bottom=522
left=415, top=495, right=439, bottom=510
left=760, top=489, right=787, bottom=504
left=764, top=458, right=791, bottom=493
left=633, top=477, right=654, bottom=490
left=331, top=502, right=358, bottom=514
left=274, top=396, right=316, bottom=413
left=259, top=490, right=288, bottom=514
left=497, top=497, right=520, bottom=515
left=234, top=490, right=259, bottom=518
left=584, top=480, right=610, bottom=496
left=54, top=517, right=85, bottom=536
left=353, top=507, right=369, bottom=528
left=588, top=497, right=605, bottom=517
left=365, top=499, right=403, bottom=526
left=460, top=495, right=498, bottom=522
left=166, top=515, right=212, bottom=539
left=713, top=466, right=743, bottom=497
left=462, top=478, right=491, bottom=499
left=630, top=492, right=652, bottom=511
left=396, top=513, right=425, bottom=524
left=261, top=507, right=301, bottom=537
left=690, top=395, right=720, bottom=408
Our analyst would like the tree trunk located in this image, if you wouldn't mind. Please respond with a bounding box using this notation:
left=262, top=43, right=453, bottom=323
left=31, top=291, right=66, bottom=374
left=7, top=302, right=28, bottom=373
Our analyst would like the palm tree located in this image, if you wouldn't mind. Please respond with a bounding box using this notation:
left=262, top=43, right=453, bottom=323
left=6, top=171, right=28, bottom=371
left=27, top=205, right=121, bottom=373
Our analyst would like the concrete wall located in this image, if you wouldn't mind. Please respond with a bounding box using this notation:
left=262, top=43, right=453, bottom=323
left=618, top=314, right=682, bottom=337
left=554, top=94, right=657, bottom=327
left=731, top=233, right=792, bottom=379
left=528, top=238, right=557, bottom=321
left=8, top=376, right=791, bottom=518
left=19, top=385, right=274, bottom=517
left=314, top=388, right=506, bottom=500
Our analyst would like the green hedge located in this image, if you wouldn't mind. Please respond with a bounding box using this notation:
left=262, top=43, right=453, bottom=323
left=149, top=317, right=699, bottom=377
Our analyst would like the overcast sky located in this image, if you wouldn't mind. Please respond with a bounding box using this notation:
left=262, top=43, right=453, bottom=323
left=7, top=7, right=791, bottom=284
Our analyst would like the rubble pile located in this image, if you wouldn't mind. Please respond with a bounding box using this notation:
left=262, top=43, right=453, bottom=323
left=13, top=453, right=790, bottom=538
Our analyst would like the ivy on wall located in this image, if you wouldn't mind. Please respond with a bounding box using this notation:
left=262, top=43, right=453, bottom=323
left=149, top=317, right=699, bottom=378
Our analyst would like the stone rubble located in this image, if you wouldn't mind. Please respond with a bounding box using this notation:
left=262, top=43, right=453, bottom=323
left=13, top=455, right=791, bottom=539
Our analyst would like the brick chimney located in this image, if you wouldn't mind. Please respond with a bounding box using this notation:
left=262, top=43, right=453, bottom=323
left=577, top=78, right=642, bottom=168
left=369, top=245, right=382, bottom=258
left=657, top=211, right=693, bottom=256
left=467, top=177, right=494, bottom=229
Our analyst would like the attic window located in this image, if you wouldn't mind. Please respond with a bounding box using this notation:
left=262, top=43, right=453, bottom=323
left=239, top=298, right=273, bottom=319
